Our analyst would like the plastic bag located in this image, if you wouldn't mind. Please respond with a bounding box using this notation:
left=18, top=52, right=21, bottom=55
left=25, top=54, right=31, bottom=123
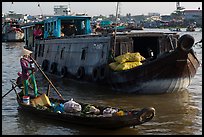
left=64, top=98, right=82, bottom=113
left=103, top=107, right=117, bottom=116
left=83, top=104, right=100, bottom=114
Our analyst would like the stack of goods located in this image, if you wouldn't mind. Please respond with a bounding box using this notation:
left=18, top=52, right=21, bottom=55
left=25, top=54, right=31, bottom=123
left=29, top=95, right=130, bottom=117
left=109, top=52, right=145, bottom=71
left=31, top=93, right=51, bottom=107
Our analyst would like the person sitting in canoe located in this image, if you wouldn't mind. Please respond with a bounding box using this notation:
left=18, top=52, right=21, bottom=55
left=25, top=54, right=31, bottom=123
left=19, top=49, right=38, bottom=97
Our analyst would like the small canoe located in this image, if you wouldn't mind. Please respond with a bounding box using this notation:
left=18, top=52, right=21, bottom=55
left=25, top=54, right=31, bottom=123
left=16, top=92, right=155, bottom=129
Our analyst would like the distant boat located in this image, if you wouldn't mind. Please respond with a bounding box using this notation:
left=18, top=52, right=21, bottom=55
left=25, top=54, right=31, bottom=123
left=186, top=25, right=196, bottom=32
left=2, top=19, right=24, bottom=42
left=169, top=28, right=181, bottom=32
left=126, top=22, right=144, bottom=30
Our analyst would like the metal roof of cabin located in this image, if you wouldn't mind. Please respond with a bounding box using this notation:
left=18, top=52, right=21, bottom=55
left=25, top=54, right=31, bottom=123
left=21, top=21, right=44, bottom=29
left=44, top=15, right=91, bottom=23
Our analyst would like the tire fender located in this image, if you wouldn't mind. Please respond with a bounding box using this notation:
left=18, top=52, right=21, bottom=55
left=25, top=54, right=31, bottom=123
left=61, top=66, right=68, bottom=78
left=92, top=67, right=100, bottom=82
left=41, top=59, right=49, bottom=71
left=98, top=65, right=107, bottom=81
left=178, top=34, right=194, bottom=52
left=76, top=67, right=85, bottom=79
left=50, top=62, right=58, bottom=74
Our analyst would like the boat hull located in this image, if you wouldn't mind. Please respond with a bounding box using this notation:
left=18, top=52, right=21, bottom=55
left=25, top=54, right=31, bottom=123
left=16, top=94, right=155, bottom=129
left=21, top=15, right=200, bottom=94
left=30, top=34, right=200, bottom=94
left=2, top=31, right=24, bottom=42
left=108, top=49, right=200, bottom=94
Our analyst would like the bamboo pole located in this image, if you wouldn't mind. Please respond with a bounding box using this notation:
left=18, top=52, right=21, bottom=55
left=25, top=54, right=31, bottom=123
left=29, top=56, right=64, bottom=100
left=113, top=2, right=119, bottom=57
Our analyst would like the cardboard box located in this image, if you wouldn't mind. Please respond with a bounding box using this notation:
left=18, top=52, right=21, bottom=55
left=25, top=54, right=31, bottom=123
left=31, top=93, right=51, bottom=107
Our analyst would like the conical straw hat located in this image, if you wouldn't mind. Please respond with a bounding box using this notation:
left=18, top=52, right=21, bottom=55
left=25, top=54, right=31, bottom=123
left=22, top=48, right=32, bottom=56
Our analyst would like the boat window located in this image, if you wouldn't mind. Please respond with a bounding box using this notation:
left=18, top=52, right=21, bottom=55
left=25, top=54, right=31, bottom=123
left=42, top=44, right=45, bottom=57
left=101, top=50, right=104, bottom=58
left=81, top=48, right=87, bottom=60
left=120, top=42, right=129, bottom=55
left=48, top=22, right=54, bottom=36
left=38, top=44, right=41, bottom=57
left=37, top=44, right=44, bottom=57
left=47, top=23, right=50, bottom=31
left=60, top=47, right=65, bottom=59
left=45, top=23, right=47, bottom=31
left=34, top=44, right=38, bottom=60
left=61, top=20, right=77, bottom=37
left=115, top=42, right=120, bottom=57
left=54, top=21, right=57, bottom=30
left=81, top=21, right=85, bottom=34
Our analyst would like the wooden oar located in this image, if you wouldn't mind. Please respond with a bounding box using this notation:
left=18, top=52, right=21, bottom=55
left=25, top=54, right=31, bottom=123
left=2, top=71, right=34, bottom=99
left=12, top=84, right=21, bottom=100
left=29, top=56, right=64, bottom=100
left=2, top=84, right=18, bottom=99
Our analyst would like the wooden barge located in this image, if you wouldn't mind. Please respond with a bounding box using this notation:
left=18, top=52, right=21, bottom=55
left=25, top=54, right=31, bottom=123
left=21, top=15, right=200, bottom=94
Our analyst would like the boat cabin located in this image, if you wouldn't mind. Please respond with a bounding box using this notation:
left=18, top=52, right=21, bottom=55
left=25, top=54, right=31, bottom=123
left=43, top=16, right=92, bottom=38
left=21, top=21, right=44, bottom=50
left=21, top=15, right=92, bottom=49
left=2, top=19, right=22, bottom=34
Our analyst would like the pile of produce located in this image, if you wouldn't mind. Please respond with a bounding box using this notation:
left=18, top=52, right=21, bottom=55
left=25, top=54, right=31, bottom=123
left=109, top=52, right=145, bottom=71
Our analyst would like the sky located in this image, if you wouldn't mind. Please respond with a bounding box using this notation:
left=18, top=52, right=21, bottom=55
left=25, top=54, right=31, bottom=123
left=2, top=2, right=202, bottom=17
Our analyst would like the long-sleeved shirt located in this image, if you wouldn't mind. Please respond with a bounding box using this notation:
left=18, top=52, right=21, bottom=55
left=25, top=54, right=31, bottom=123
left=20, top=57, right=34, bottom=80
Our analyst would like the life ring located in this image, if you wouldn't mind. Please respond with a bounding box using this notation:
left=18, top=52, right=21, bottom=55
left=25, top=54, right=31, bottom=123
left=60, top=66, right=68, bottom=78
left=178, top=34, right=194, bottom=52
left=41, top=59, right=49, bottom=71
left=92, top=67, right=99, bottom=82
left=50, top=62, right=58, bottom=74
left=76, top=67, right=85, bottom=79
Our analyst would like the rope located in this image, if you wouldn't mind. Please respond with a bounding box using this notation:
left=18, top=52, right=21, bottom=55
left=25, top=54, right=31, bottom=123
left=38, top=2, right=43, bottom=17
left=9, top=2, right=13, bottom=12
left=113, top=2, right=120, bottom=57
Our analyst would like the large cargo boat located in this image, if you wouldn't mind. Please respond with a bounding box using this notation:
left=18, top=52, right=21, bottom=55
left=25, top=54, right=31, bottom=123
left=22, top=15, right=200, bottom=94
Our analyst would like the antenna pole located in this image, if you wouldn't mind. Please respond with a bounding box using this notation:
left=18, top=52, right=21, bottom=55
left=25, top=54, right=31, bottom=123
left=68, top=2, right=71, bottom=15
left=113, top=2, right=119, bottom=57
left=9, top=2, right=14, bottom=12
left=38, top=2, right=43, bottom=18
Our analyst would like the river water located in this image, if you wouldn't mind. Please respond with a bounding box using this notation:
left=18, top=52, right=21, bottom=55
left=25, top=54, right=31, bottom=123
left=2, top=29, right=202, bottom=135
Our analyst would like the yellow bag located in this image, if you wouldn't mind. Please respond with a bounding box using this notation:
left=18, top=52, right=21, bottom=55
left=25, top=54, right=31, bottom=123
left=115, top=52, right=145, bottom=63
left=131, top=52, right=145, bottom=62
left=114, top=52, right=130, bottom=63
left=31, top=93, right=51, bottom=107
left=115, top=61, right=142, bottom=71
